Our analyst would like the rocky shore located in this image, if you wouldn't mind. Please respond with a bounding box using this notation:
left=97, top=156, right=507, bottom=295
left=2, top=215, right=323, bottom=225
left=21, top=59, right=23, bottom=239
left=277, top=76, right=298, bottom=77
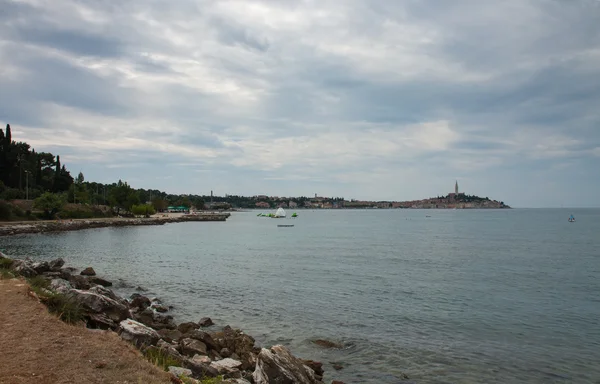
left=0, top=252, right=340, bottom=384
left=0, top=213, right=230, bottom=237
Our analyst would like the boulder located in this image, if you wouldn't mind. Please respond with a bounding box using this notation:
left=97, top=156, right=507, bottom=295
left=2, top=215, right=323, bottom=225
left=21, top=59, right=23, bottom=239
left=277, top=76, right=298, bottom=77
left=134, top=308, right=177, bottom=330
left=60, top=267, right=77, bottom=280
left=0, top=251, right=7, bottom=259
left=180, top=338, right=207, bottom=357
left=182, top=359, right=219, bottom=379
left=48, top=257, right=65, bottom=271
left=87, top=286, right=128, bottom=306
left=155, top=341, right=185, bottom=366
left=301, top=360, right=324, bottom=381
left=212, top=326, right=259, bottom=370
left=253, top=345, right=323, bottom=384
left=86, top=313, right=118, bottom=330
left=69, top=289, right=130, bottom=322
left=157, top=328, right=183, bottom=343
left=118, top=319, right=160, bottom=347
left=12, top=261, right=36, bottom=277
left=80, top=267, right=96, bottom=276
left=68, top=275, right=91, bottom=290
left=312, top=339, right=343, bottom=349
left=198, top=317, right=214, bottom=327
left=89, top=276, right=112, bottom=287
left=50, top=278, right=72, bottom=294
left=129, top=294, right=151, bottom=312
left=168, top=366, right=193, bottom=379
left=220, top=348, right=232, bottom=358
left=210, top=358, right=242, bottom=375
left=31, top=261, right=50, bottom=274
left=151, top=303, right=169, bottom=313
left=186, top=330, right=218, bottom=351
left=192, top=354, right=212, bottom=365
left=42, top=271, right=63, bottom=278
left=178, top=322, right=200, bottom=334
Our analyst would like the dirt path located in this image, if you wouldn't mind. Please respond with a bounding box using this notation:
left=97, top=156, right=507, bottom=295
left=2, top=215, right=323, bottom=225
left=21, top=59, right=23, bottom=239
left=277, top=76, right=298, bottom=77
left=0, top=278, right=171, bottom=384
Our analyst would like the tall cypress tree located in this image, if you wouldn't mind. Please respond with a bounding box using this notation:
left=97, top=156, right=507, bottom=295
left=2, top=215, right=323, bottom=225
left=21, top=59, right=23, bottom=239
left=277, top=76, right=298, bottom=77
left=53, top=155, right=61, bottom=191
left=5, top=124, right=11, bottom=143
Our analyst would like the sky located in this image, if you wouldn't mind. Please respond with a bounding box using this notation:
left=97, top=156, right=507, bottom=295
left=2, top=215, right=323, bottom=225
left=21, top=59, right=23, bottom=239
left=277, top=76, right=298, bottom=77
left=1, top=0, right=599, bottom=207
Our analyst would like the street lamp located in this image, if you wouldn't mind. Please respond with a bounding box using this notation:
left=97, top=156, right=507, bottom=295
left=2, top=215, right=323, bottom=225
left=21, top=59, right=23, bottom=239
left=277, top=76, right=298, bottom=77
left=24, top=170, right=30, bottom=200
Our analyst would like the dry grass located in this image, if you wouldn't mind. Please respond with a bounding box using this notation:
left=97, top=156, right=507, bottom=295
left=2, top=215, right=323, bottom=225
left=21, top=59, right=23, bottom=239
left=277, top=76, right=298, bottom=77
left=0, top=278, right=172, bottom=384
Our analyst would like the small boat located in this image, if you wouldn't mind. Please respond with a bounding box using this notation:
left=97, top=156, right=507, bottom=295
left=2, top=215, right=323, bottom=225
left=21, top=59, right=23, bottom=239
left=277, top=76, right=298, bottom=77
left=568, top=214, right=575, bottom=222
left=277, top=224, right=294, bottom=227
left=291, top=212, right=298, bottom=218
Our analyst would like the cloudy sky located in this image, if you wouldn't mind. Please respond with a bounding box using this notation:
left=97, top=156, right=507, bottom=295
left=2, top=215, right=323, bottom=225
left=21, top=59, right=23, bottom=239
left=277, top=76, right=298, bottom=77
left=1, top=0, right=599, bottom=207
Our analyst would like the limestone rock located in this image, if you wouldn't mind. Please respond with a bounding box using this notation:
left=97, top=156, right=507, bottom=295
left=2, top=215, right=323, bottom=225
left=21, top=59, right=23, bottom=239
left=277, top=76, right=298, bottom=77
left=48, top=257, right=65, bottom=271
left=178, top=321, right=200, bottom=334
left=31, top=261, right=50, bottom=274
left=253, top=345, right=323, bottom=384
left=151, top=302, right=169, bottom=312
left=60, top=267, right=77, bottom=280
left=133, top=307, right=177, bottom=330
left=129, top=293, right=151, bottom=312
left=42, top=271, right=63, bottom=278
left=192, top=354, right=212, bottom=365
left=89, top=276, right=112, bottom=287
left=210, top=358, right=242, bottom=375
left=12, top=260, right=36, bottom=277
left=87, top=313, right=118, bottom=330
left=69, top=289, right=130, bottom=322
left=182, top=359, right=219, bottom=379
left=301, top=360, right=324, bottom=381
left=154, top=341, right=185, bottom=366
left=220, top=348, right=232, bottom=358
left=180, top=338, right=207, bottom=357
left=186, top=330, right=218, bottom=351
left=312, top=339, right=343, bottom=349
left=212, top=326, right=259, bottom=370
left=168, top=366, right=193, bottom=378
left=157, top=328, right=183, bottom=343
left=80, top=267, right=96, bottom=276
left=118, top=319, right=160, bottom=347
left=198, top=317, right=214, bottom=327
left=68, top=275, right=91, bottom=290
left=50, top=278, right=72, bottom=294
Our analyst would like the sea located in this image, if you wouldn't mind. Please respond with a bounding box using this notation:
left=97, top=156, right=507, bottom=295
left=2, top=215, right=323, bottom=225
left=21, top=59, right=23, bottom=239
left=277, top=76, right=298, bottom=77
left=1, top=209, right=599, bottom=384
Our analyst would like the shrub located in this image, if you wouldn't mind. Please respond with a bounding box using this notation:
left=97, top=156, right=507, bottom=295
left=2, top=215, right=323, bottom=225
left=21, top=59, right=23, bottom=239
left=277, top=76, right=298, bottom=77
left=40, top=292, right=85, bottom=324
left=0, top=258, right=14, bottom=269
left=28, top=275, right=50, bottom=290
left=0, top=200, right=12, bottom=220
left=34, top=192, right=67, bottom=219
left=144, top=347, right=180, bottom=371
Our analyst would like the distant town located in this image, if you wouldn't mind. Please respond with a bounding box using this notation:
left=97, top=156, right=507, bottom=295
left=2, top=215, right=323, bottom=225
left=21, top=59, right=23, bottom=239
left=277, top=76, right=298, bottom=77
left=205, top=181, right=510, bottom=210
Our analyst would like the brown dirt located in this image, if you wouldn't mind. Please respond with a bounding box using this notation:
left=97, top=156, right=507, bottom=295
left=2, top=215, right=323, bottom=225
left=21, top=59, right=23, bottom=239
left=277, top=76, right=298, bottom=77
left=0, top=278, right=172, bottom=384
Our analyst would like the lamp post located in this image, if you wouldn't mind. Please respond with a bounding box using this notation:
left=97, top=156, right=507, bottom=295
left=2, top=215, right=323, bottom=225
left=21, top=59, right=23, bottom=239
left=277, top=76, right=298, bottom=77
left=24, top=170, right=30, bottom=200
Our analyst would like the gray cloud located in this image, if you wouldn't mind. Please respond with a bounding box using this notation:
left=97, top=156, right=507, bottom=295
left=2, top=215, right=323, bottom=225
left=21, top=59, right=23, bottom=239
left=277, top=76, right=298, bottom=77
left=1, top=0, right=599, bottom=206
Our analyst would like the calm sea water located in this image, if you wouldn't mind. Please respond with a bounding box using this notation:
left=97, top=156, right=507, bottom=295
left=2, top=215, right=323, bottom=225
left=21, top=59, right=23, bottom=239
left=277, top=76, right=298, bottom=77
left=1, top=209, right=599, bottom=383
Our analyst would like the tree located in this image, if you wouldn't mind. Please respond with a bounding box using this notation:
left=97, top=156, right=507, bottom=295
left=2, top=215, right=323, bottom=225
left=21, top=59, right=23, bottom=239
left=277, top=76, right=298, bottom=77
left=34, top=192, right=66, bottom=219
left=151, top=198, right=168, bottom=212
left=131, top=204, right=155, bottom=217
left=108, top=180, right=139, bottom=214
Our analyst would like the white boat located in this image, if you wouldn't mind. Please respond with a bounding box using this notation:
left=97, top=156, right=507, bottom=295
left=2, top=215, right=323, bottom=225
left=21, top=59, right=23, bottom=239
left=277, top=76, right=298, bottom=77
left=274, top=207, right=286, bottom=218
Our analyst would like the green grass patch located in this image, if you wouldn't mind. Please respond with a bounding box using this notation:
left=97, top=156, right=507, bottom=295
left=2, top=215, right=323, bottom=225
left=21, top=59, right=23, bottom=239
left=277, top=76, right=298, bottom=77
left=0, top=258, right=14, bottom=269
left=0, top=268, right=16, bottom=279
left=40, top=292, right=85, bottom=324
left=199, top=376, right=225, bottom=384
left=144, top=347, right=181, bottom=371
left=27, top=275, right=50, bottom=290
